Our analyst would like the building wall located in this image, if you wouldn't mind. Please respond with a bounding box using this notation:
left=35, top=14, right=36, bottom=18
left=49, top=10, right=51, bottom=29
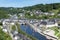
left=46, top=23, right=58, bottom=28
left=39, top=23, right=58, bottom=28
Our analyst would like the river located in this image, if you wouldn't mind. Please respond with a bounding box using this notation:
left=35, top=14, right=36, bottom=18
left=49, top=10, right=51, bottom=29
left=20, top=24, right=48, bottom=40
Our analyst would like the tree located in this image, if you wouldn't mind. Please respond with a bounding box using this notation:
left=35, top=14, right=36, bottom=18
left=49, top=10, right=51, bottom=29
left=0, top=10, right=9, bottom=19
left=0, top=28, right=12, bottom=40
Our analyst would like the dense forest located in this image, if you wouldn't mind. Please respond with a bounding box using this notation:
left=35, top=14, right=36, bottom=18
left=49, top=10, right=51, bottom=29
left=23, top=3, right=60, bottom=12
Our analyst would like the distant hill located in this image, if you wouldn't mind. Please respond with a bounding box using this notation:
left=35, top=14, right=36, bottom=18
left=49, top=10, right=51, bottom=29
left=0, top=3, right=60, bottom=19
left=23, top=3, right=60, bottom=12
left=0, top=3, right=60, bottom=12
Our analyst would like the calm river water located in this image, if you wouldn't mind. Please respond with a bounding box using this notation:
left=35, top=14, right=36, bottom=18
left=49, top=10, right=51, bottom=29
left=20, top=24, right=47, bottom=40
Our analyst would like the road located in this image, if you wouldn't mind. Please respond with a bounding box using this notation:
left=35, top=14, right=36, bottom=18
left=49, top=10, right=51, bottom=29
left=27, top=22, right=58, bottom=40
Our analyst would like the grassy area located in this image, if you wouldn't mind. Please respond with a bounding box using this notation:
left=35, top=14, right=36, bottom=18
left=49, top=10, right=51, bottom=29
left=57, top=33, right=60, bottom=39
left=11, top=25, right=16, bottom=31
left=49, top=27, right=60, bottom=39
left=16, top=22, right=37, bottom=40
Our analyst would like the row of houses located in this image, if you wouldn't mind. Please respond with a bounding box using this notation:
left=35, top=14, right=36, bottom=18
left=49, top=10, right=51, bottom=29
left=39, top=19, right=58, bottom=28
left=26, top=10, right=55, bottom=16
left=2, top=18, right=60, bottom=28
left=29, top=19, right=60, bottom=28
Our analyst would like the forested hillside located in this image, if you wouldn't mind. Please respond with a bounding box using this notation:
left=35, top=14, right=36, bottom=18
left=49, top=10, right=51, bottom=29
left=0, top=3, right=60, bottom=19
left=23, top=3, right=60, bottom=12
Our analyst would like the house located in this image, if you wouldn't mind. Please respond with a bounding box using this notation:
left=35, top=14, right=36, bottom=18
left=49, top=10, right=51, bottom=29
left=43, top=12, right=49, bottom=15
left=58, top=23, right=60, bottom=27
left=10, top=14, right=18, bottom=20
left=2, top=26, right=8, bottom=33
left=56, top=19, right=60, bottom=27
left=43, top=12, right=55, bottom=16
left=46, top=19, right=58, bottom=27
left=39, top=19, right=58, bottom=28
left=33, top=10, right=43, bottom=15
left=39, top=20, right=47, bottom=28
left=0, top=19, right=4, bottom=23
left=11, top=31, right=18, bottom=36
left=48, top=12, right=55, bottom=16
left=13, top=33, right=30, bottom=40
left=18, top=13, right=25, bottom=19
left=2, top=28, right=8, bottom=33
left=29, top=19, right=38, bottom=24
left=58, top=13, right=60, bottom=16
left=8, top=14, right=12, bottom=17
left=19, top=13, right=24, bottom=17
left=30, top=12, right=34, bottom=16
left=3, top=19, right=9, bottom=27
left=13, top=35, right=20, bottom=40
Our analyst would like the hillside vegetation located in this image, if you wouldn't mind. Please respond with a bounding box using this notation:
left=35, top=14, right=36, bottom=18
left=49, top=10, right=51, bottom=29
left=0, top=3, right=60, bottom=19
left=23, top=3, right=60, bottom=12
